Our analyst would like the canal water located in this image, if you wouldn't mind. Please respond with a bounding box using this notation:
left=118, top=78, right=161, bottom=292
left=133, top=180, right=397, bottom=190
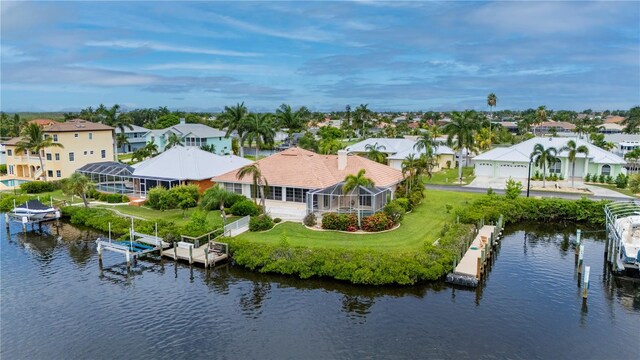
left=1, top=218, right=638, bottom=359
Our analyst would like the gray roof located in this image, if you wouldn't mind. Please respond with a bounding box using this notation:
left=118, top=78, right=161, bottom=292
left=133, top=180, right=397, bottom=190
left=132, top=146, right=252, bottom=180
left=165, top=123, right=227, bottom=138
left=474, top=137, right=626, bottom=165
left=115, top=125, right=150, bottom=134
left=345, top=137, right=455, bottom=160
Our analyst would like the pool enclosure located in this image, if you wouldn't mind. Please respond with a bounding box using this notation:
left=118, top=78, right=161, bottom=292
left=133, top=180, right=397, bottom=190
left=306, top=182, right=391, bottom=216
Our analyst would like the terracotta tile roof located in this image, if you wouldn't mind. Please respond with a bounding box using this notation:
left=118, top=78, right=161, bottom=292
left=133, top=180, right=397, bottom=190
left=212, top=147, right=404, bottom=189
left=28, top=119, right=60, bottom=126
left=44, top=119, right=114, bottom=132
left=604, top=115, right=625, bottom=124
left=1, top=137, right=23, bottom=146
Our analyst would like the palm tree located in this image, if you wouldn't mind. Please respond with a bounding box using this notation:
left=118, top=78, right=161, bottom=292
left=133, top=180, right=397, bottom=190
left=15, top=123, right=64, bottom=181
left=219, top=102, right=249, bottom=156
left=487, top=93, right=497, bottom=136
left=319, top=139, right=343, bottom=155
left=237, top=163, right=269, bottom=208
left=345, top=105, right=352, bottom=141
left=63, top=173, right=94, bottom=207
left=621, top=106, right=640, bottom=134
left=165, top=132, right=184, bottom=149
left=354, top=104, right=373, bottom=137
left=443, top=110, right=480, bottom=184
left=401, top=154, right=419, bottom=191
left=116, top=133, right=130, bottom=153
left=560, top=140, right=589, bottom=187
left=624, top=148, right=640, bottom=174
left=534, top=106, right=547, bottom=136
left=414, top=131, right=437, bottom=155
left=242, top=113, right=275, bottom=159
left=342, top=169, right=375, bottom=228
left=276, top=104, right=307, bottom=146
left=530, top=143, right=558, bottom=188
left=364, top=142, right=387, bottom=164
left=144, top=141, right=159, bottom=158
left=474, top=127, right=495, bottom=151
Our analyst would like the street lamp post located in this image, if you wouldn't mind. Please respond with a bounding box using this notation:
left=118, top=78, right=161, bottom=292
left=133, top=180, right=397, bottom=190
left=527, top=159, right=533, bottom=198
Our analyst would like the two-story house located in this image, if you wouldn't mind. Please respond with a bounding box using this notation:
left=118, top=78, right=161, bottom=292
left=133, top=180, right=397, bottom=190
left=146, top=119, right=231, bottom=155
left=2, top=119, right=114, bottom=181
left=115, top=124, right=150, bottom=153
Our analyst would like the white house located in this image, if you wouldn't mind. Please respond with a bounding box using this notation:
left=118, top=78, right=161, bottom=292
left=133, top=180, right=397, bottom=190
left=345, top=138, right=456, bottom=170
left=473, top=137, right=626, bottom=180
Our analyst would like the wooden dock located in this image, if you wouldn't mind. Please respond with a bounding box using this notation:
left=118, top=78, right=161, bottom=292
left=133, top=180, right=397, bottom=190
left=161, top=241, right=229, bottom=268
left=446, top=215, right=504, bottom=287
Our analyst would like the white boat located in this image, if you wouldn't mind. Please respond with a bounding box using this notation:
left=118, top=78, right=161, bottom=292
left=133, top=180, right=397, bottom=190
left=12, top=200, right=57, bottom=220
left=614, top=215, right=640, bottom=271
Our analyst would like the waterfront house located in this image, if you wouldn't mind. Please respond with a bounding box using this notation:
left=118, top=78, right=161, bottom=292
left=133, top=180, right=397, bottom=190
left=116, top=124, right=150, bottom=153
left=473, top=137, right=626, bottom=180
left=145, top=118, right=231, bottom=155
left=212, top=147, right=405, bottom=220
left=345, top=137, right=456, bottom=171
left=77, top=146, right=252, bottom=196
left=2, top=119, right=114, bottom=181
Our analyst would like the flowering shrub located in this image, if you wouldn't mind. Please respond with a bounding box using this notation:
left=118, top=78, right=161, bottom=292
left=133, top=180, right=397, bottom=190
left=321, top=212, right=357, bottom=231
left=361, top=212, right=394, bottom=232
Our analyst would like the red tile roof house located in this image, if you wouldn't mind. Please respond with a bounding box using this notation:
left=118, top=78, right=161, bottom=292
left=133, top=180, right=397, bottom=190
left=212, top=147, right=405, bottom=221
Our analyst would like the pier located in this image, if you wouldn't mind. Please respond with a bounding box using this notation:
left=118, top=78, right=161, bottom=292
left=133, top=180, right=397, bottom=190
left=96, top=223, right=169, bottom=267
left=161, top=240, right=229, bottom=268
left=446, top=215, right=504, bottom=287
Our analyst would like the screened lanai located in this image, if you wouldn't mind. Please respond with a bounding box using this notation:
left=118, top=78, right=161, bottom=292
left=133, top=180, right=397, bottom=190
left=306, top=182, right=391, bottom=216
left=77, top=162, right=136, bottom=194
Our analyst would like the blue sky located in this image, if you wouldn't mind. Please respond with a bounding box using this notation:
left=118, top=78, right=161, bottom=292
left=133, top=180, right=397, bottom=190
left=1, top=1, right=639, bottom=112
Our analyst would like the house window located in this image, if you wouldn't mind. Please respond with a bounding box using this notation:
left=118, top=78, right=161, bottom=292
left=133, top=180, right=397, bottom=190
left=101, top=150, right=106, bottom=158
left=74, top=133, right=78, bottom=138
left=601, top=164, right=611, bottom=176
left=46, top=153, right=52, bottom=161
left=55, top=153, right=60, bottom=161
left=53, top=134, right=58, bottom=141
left=549, top=160, right=562, bottom=174
left=84, top=151, right=88, bottom=155
left=360, top=194, right=372, bottom=207
left=224, top=183, right=243, bottom=194
left=89, top=133, right=93, bottom=140
left=7, top=149, right=12, bottom=156
left=56, top=170, right=61, bottom=178
left=90, top=150, right=94, bottom=155
left=286, top=187, right=308, bottom=203
left=69, top=152, right=75, bottom=161
left=266, top=186, right=282, bottom=200
left=8, top=165, right=14, bottom=175
left=47, top=170, right=53, bottom=178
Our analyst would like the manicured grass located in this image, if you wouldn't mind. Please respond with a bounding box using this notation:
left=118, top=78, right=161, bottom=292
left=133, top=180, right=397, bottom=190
left=589, top=183, right=639, bottom=198
left=235, top=189, right=482, bottom=251
left=424, top=167, right=475, bottom=185
left=94, top=204, right=234, bottom=227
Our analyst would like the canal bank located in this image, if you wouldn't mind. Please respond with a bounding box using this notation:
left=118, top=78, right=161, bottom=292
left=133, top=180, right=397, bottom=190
left=1, top=218, right=638, bottom=359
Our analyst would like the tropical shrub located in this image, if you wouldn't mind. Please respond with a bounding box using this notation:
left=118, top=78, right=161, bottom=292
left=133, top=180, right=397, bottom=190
left=361, top=212, right=394, bottom=232
left=200, top=186, right=246, bottom=210
left=321, top=212, right=358, bottom=231
left=0, top=164, right=7, bottom=175
left=629, top=174, right=640, bottom=194
left=273, top=217, right=282, bottom=223
left=20, top=181, right=56, bottom=193
left=383, top=200, right=405, bottom=224
left=229, top=200, right=260, bottom=216
left=303, top=213, right=317, bottom=227
left=97, top=193, right=129, bottom=203
left=598, top=174, right=606, bottom=183
left=584, top=173, right=591, bottom=182
left=393, top=198, right=411, bottom=212
left=505, top=177, right=522, bottom=200
left=249, top=214, right=274, bottom=232
left=146, top=185, right=199, bottom=210
left=487, top=187, right=495, bottom=196
left=615, top=174, right=628, bottom=189
left=605, top=175, right=613, bottom=184
left=180, top=210, right=209, bottom=237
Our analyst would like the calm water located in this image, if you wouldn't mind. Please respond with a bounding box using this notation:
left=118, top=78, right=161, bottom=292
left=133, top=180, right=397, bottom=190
left=1, top=217, right=638, bottom=359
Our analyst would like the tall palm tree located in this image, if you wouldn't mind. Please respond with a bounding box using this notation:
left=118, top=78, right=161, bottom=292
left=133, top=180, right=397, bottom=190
left=319, top=139, right=343, bottom=155
left=487, top=93, right=497, bottom=136
left=401, top=154, right=419, bottom=191
left=474, top=127, right=496, bottom=151
left=237, top=163, right=269, bottom=208
left=345, top=105, right=352, bottom=141
left=364, top=142, right=387, bottom=164
left=15, top=123, right=64, bottom=181
left=116, top=132, right=130, bottom=153
left=63, top=173, right=94, bottom=207
left=560, top=140, right=589, bottom=187
left=242, top=113, right=275, bottom=159
left=275, top=104, right=307, bottom=146
left=144, top=141, right=159, bottom=158
left=621, top=106, right=640, bottom=134
left=442, top=110, right=480, bottom=184
left=342, top=169, right=375, bottom=228
left=219, top=102, right=249, bottom=156
left=354, top=104, right=373, bottom=137
left=530, top=143, right=558, bottom=188
left=534, top=106, right=547, bottom=136
left=165, top=132, right=184, bottom=149
left=413, top=130, right=437, bottom=156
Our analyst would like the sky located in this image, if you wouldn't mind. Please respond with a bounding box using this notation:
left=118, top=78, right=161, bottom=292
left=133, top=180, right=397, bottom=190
left=1, top=1, right=639, bottom=112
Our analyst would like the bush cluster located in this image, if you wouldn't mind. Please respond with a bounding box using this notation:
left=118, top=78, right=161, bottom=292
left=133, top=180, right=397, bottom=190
left=584, top=173, right=614, bottom=184
left=321, top=212, right=358, bottom=231
left=20, top=181, right=56, bottom=193
left=505, top=177, right=522, bottom=200
left=229, top=200, right=260, bottom=216
left=361, top=212, right=394, bottom=232
left=249, top=214, right=275, bottom=232
left=303, top=213, right=317, bottom=227
left=95, top=192, right=129, bottom=203
left=531, top=172, right=564, bottom=181
left=383, top=200, right=406, bottom=224
left=200, top=186, right=246, bottom=210
left=455, top=195, right=607, bottom=227
left=146, top=185, right=199, bottom=211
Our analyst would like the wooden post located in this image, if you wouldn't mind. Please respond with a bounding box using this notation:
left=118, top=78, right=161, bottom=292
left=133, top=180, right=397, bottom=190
left=97, top=242, right=103, bottom=260
left=4, top=214, right=9, bottom=229
left=604, top=232, right=609, bottom=258
left=126, top=249, right=131, bottom=268
left=575, top=229, right=581, bottom=255
left=453, top=256, right=457, bottom=270
left=476, top=257, right=482, bottom=279
left=189, top=245, right=193, bottom=265
left=173, top=241, right=177, bottom=260
left=582, top=266, right=590, bottom=299
left=204, top=248, right=209, bottom=268
left=578, top=244, right=584, bottom=274
left=612, top=242, right=619, bottom=271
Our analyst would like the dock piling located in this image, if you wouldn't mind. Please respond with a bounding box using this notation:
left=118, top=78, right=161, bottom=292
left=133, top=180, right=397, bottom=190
left=575, top=229, right=581, bottom=255
left=582, top=266, right=590, bottom=299
left=188, top=246, right=193, bottom=265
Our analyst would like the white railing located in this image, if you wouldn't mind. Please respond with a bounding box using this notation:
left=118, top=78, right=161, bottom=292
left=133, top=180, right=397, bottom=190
left=224, top=215, right=250, bottom=237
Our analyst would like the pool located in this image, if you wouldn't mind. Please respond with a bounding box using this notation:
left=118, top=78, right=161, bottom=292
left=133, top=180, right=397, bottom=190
left=0, top=179, right=30, bottom=187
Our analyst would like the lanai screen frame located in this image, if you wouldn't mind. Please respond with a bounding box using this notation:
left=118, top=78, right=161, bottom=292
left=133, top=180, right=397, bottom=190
left=306, top=182, right=391, bottom=215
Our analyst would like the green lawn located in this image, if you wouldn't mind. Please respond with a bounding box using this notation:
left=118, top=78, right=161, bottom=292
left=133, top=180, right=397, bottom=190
left=589, top=183, right=639, bottom=198
left=424, top=167, right=475, bottom=185
left=94, top=204, right=234, bottom=227
left=235, top=189, right=481, bottom=251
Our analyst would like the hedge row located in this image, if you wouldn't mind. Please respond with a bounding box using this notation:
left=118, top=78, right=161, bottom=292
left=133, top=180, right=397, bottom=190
left=227, top=223, right=474, bottom=285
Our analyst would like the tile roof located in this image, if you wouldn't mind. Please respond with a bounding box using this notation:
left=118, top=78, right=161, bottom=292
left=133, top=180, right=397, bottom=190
left=604, top=116, right=625, bottom=124
left=133, top=146, right=252, bottom=180
left=1, top=137, right=22, bottom=146
left=212, top=147, right=404, bottom=189
left=28, top=119, right=60, bottom=126
left=44, top=119, right=114, bottom=132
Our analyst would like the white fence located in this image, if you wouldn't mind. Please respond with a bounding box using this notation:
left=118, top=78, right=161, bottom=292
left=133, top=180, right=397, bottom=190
left=224, top=215, right=250, bottom=237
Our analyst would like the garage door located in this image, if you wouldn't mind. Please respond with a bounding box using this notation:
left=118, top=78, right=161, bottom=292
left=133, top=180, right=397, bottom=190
left=475, top=162, right=494, bottom=177
left=496, top=162, right=529, bottom=179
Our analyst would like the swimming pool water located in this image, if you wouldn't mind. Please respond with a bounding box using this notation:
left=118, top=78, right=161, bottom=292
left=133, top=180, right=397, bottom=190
left=0, top=179, right=30, bottom=187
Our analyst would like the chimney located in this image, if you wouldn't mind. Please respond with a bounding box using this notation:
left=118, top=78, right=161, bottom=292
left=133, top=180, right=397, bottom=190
left=338, top=150, right=347, bottom=170
left=179, top=117, right=186, bottom=125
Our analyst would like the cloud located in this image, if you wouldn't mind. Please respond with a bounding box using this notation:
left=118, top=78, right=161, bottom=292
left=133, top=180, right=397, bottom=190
left=85, top=40, right=261, bottom=57
left=0, top=45, right=36, bottom=62
left=145, top=62, right=290, bottom=76
left=208, top=13, right=336, bottom=42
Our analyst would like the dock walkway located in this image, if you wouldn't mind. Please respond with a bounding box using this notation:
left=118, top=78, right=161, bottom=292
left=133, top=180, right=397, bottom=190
left=162, top=241, right=229, bottom=268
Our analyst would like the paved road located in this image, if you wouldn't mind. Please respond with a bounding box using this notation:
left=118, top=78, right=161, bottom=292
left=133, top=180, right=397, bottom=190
left=425, top=184, right=635, bottom=201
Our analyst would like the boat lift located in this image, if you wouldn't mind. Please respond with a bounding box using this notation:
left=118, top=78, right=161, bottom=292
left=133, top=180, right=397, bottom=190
left=604, top=200, right=640, bottom=274
left=4, top=198, right=61, bottom=234
left=96, top=220, right=169, bottom=267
